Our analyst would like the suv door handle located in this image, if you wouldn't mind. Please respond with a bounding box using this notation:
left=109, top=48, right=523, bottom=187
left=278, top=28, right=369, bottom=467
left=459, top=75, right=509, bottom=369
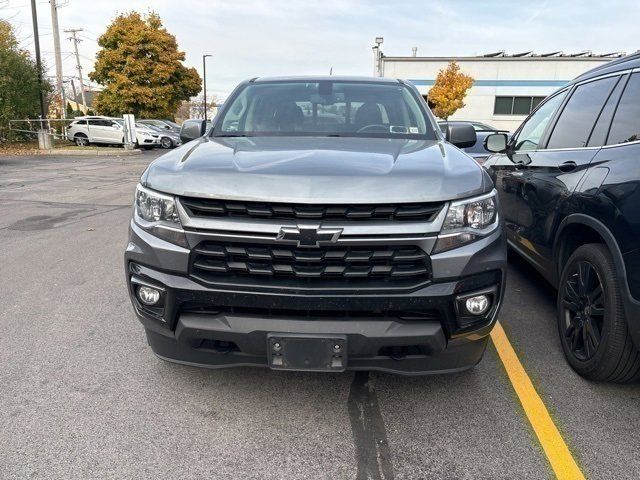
left=559, top=161, right=578, bottom=172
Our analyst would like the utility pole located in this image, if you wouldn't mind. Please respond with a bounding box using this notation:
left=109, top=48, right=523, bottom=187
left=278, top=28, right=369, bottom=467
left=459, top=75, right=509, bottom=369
left=30, top=0, right=46, bottom=119
left=202, top=54, right=212, bottom=121
left=50, top=0, right=66, bottom=118
left=69, top=79, right=78, bottom=109
left=65, top=28, right=88, bottom=113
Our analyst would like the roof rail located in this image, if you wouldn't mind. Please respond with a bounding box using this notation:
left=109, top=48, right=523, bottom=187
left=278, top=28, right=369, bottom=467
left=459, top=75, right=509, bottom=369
left=573, top=51, right=640, bottom=81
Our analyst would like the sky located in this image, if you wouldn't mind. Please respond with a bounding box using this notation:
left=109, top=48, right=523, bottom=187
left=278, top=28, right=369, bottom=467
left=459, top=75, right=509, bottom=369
left=2, top=0, right=639, bottom=101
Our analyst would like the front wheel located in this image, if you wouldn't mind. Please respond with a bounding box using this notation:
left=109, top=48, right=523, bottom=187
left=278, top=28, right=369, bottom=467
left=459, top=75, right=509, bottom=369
left=557, top=243, right=640, bottom=382
left=160, top=137, right=173, bottom=149
left=74, top=134, right=89, bottom=147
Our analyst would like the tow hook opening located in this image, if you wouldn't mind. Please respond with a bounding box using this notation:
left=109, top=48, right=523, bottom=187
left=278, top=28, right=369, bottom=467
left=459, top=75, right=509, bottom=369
left=378, top=345, right=424, bottom=360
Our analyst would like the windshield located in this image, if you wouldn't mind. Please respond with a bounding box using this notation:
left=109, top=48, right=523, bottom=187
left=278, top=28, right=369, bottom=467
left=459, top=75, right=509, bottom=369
left=212, top=81, right=435, bottom=139
left=138, top=123, right=160, bottom=131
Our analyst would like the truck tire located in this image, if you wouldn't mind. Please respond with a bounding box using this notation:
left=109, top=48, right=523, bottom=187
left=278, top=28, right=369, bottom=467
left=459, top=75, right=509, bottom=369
left=557, top=243, right=640, bottom=382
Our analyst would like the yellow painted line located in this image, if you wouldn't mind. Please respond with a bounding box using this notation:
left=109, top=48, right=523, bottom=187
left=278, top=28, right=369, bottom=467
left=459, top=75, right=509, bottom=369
left=490, top=321, right=585, bottom=480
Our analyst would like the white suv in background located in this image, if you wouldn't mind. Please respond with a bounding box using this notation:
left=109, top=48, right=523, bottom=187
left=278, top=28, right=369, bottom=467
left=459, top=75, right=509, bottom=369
left=66, top=116, right=160, bottom=149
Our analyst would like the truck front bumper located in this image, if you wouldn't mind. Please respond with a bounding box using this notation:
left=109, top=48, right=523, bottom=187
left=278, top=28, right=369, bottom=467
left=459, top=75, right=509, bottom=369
left=125, top=220, right=507, bottom=375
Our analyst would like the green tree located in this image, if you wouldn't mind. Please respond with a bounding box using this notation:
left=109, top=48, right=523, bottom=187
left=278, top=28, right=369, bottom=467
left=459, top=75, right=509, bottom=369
left=427, top=61, right=474, bottom=120
left=89, top=11, right=201, bottom=118
left=0, top=20, right=51, bottom=141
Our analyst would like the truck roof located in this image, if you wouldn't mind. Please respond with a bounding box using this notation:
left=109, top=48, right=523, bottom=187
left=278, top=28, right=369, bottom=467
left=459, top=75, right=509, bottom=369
left=251, top=75, right=401, bottom=84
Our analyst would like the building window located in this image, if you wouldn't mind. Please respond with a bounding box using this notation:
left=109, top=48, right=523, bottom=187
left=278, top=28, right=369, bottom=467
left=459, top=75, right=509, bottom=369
left=494, top=96, right=546, bottom=115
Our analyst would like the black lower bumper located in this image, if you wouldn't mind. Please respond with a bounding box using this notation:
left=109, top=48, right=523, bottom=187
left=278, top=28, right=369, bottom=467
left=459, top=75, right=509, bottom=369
left=147, top=323, right=489, bottom=375
left=127, top=262, right=504, bottom=375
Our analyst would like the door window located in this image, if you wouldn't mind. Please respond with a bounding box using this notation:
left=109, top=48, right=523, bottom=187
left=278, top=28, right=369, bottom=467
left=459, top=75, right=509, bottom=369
left=514, top=91, right=567, bottom=152
left=88, top=119, right=111, bottom=127
left=607, top=73, right=640, bottom=146
left=547, top=76, right=619, bottom=149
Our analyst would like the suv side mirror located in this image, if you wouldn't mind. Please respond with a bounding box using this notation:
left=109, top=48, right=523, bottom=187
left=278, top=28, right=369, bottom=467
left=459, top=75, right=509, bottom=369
left=180, top=119, right=207, bottom=144
left=445, top=123, right=477, bottom=149
left=484, top=133, right=509, bottom=153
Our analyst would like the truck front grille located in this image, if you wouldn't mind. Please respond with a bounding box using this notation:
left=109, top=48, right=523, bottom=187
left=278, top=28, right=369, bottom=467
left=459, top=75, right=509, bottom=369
left=189, top=241, right=431, bottom=289
left=180, top=197, right=443, bottom=222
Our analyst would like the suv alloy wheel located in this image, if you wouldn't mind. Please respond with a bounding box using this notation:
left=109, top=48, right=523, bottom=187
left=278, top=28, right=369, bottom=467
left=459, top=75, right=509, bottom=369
left=557, top=244, right=640, bottom=382
left=74, top=133, right=89, bottom=147
left=160, top=137, right=173, bottom=149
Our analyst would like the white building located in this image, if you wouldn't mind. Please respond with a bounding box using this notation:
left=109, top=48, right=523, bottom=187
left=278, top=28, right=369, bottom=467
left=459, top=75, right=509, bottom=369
left=379, top=50, right=624, bottom=131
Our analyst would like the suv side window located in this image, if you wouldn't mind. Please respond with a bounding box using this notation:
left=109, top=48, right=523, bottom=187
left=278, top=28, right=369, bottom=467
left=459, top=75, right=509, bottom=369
left=547, top=76, right=619, bottom=149
left=607, top=73, right=640, bottom=146
left=587, top=76, right=627, bottom=147
left=514, top=91, right=567, bottom=152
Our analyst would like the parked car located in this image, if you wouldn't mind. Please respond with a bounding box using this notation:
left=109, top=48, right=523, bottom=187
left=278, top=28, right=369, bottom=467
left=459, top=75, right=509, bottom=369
left=484, top=52, right=640, bottom=382
left=125, top=76, right=507, bottom=375
left=439, top=120, right=510, bottom=164
left=66, top=116, right=160, bottom=149
left=141, top=124, right=182, bottom=149
left=138, top=119, right=181, bottom=133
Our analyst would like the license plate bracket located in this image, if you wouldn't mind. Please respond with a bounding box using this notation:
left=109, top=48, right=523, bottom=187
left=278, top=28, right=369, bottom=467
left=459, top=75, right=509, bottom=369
left=267, top=334, right=347, bottom=372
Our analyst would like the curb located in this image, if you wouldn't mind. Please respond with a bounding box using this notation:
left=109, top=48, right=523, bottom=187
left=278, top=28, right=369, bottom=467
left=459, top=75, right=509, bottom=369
left=38, top=148, right=143, bottom=156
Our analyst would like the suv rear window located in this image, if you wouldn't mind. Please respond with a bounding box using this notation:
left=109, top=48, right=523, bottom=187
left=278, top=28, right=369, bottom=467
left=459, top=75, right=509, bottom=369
left=607, top=73, right=640, bottom=146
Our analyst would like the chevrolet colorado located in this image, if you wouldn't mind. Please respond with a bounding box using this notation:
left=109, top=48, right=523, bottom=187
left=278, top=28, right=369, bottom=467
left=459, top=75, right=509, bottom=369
left=125, top=76, right=506, bottom=374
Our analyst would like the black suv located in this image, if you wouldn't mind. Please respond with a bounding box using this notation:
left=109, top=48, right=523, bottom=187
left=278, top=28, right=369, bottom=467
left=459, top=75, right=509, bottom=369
left=484, top=53, right=640, bottom=382
left=125, top=76, right=507, bottom=375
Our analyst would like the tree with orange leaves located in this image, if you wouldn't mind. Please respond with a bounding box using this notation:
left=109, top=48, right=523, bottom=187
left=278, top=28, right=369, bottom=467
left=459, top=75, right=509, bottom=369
left=427, top=62, right=474, bottom=120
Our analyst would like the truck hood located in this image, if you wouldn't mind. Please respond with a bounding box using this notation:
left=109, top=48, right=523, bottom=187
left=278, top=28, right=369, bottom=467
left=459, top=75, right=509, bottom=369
left=142, top=136, right=488, bottom=203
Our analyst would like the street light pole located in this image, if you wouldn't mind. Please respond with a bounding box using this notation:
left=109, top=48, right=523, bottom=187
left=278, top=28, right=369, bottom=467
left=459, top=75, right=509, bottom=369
left=202, top=54, right=212, bottom=121
left=373, top=37, right=384, bottom=77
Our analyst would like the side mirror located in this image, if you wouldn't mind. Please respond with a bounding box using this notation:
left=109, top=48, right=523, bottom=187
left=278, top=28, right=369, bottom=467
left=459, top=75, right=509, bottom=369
left=484, top=133, right=509, bottom=153
left=445, top=123, right=477, bottom=149
left=180, top=119, right=207, bottom=144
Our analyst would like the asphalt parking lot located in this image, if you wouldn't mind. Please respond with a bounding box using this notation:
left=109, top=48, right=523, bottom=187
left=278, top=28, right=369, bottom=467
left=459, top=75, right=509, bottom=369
left=1, top=152, right=639, bottom=480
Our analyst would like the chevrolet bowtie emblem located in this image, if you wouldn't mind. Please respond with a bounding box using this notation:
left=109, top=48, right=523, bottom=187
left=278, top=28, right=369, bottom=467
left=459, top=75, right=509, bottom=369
left=276, top=226, right=343, bottom=248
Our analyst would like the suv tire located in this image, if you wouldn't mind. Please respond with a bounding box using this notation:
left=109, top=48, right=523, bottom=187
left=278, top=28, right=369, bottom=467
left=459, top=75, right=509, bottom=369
left=74, top=133, right=89, bottom=147
left=557, top=244, right=640, bottom=383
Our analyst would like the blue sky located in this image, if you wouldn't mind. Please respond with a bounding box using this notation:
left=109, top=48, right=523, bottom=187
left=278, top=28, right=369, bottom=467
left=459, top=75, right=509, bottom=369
left=3, top=0, right=639, bottom=100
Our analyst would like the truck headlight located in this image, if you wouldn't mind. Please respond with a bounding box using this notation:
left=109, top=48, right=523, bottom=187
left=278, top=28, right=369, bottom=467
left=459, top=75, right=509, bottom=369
left=134, top=184, right=188, bottom=247
left=433, top=190, right=499, bottom=253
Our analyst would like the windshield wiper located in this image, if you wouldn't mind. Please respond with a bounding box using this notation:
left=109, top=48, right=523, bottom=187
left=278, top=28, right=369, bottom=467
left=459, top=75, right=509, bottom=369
left=214, top=133, right=252, bottom=137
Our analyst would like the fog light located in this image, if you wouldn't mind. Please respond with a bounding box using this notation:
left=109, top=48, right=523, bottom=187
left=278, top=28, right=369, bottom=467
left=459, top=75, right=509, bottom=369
left=465, top=295, right=490, bottom=315
left=137, top=286, right=161, bottom=306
